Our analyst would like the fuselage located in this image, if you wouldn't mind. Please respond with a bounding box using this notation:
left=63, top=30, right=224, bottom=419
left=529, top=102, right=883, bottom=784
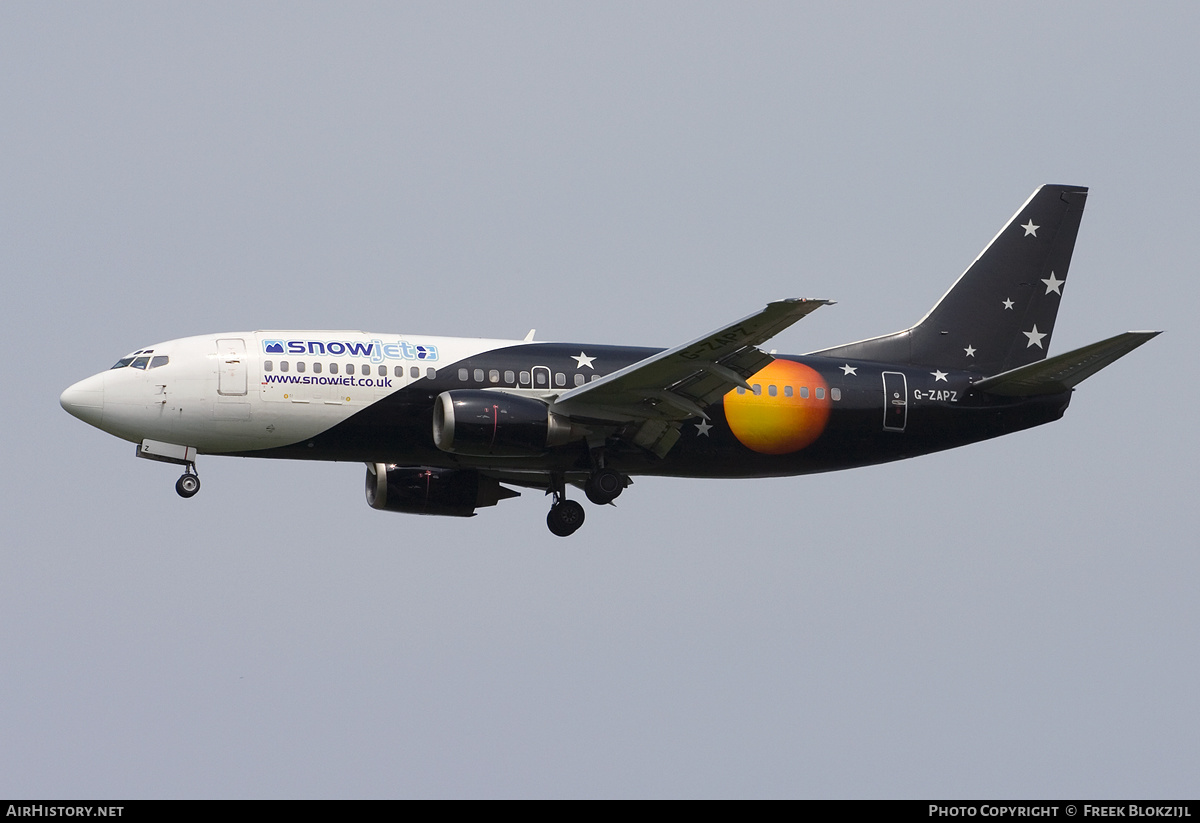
left=60, top=330, right=1072, bottom=480
left=57, top=186, right=1157, bottom=537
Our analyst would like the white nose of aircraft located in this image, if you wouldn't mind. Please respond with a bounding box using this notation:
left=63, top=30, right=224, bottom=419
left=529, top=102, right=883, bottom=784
left=60, top=373, right=106, bottom=429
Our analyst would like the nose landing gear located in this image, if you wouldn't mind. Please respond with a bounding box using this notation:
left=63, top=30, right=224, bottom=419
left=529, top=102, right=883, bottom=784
left=136, top=440, right=202, bottom=499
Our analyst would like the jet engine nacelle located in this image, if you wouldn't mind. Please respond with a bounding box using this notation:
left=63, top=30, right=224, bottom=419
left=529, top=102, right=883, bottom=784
left=432, top=390, right=581, bottom=457
left=365, top=463, right=518, bottom=517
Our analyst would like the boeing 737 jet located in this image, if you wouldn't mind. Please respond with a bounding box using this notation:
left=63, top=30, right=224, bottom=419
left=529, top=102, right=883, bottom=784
left=61, top=185, right=1158, bottom=535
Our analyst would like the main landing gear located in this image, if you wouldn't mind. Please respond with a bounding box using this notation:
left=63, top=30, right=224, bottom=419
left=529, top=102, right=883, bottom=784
left=584, top=468, right=625, bottom=506
left=545, top=466, right=629, bottom=537
left=175, top=465, right=201, bottom=498
left=547, top=496, right=586, bottom=537
left=546, top=472, right=586, bottom=537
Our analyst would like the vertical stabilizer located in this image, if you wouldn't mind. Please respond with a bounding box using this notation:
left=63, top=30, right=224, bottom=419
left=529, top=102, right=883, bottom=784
left=815, top=185, right=1089, bottom=374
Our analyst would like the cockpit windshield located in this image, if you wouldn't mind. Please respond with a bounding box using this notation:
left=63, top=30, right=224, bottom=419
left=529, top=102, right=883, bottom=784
left=110, top=350, right=168, bottom=370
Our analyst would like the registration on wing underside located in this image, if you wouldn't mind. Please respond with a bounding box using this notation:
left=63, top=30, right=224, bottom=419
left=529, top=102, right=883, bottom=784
left=552, top=298, right=831, bottom=422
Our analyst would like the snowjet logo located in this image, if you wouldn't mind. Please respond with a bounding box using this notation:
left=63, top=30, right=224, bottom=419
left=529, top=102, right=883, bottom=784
left=260, top=339, right=438, bottom=363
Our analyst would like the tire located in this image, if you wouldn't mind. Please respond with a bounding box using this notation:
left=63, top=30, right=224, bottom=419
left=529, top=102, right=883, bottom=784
left=176, top=473, right=201, bottom=498
left=547, top=499, right=586, bottom=536
left=584, top=469, right=624, bottom=506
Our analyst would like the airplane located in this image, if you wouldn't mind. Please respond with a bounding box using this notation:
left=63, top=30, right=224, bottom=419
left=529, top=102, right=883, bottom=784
left=60, top=184, right=1159, bottom=536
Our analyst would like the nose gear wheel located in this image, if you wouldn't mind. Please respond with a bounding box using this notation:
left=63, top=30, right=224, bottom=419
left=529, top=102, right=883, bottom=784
left=175, top=465, right=200, bottom=498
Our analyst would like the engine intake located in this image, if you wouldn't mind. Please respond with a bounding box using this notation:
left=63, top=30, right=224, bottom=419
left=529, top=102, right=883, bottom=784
left=432, top=390, right=581, bottom=457
left=366, top=464, right=518, bottom=517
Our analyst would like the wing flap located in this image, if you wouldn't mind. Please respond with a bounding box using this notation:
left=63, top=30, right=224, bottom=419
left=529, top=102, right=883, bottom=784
left=972, top=331, right=1160, bottom=396
left=552, top=298, right=831, bottom=422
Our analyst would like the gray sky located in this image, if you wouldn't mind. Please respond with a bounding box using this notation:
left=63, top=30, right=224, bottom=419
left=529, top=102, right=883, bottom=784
left=3, top=2, right=1197, bottom=798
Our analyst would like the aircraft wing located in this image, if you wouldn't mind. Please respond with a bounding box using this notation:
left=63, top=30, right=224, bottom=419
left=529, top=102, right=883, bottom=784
left=552, top=299, right=831, bottom=428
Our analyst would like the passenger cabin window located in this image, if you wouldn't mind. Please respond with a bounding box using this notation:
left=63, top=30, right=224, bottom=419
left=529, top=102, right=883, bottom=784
left=574, top=373, right=585, bottom=386
left=474, top=368, right=484, bottom=382
left=799, top=387, right=808, bottom=398
left=555, top=373, right=566, bottom=387
left=768, top=385, right=777, bottom=397
left=504, top=370, right=515, bottom=383
left=784, top=386, right=792, bottom=397
left=378, top=366, right=386, bottom=377
left=297, top=362, right=305, bottom=373
left=427, top=368, right=437, bottom=380
left=458, top=368, right=469, bottom=381
left=346, top=364, right=355, bottom=375
left=520, top=371, right=531, bottom=384
left=280, top=361, right=289, bottom=372
left=330, top=363, right=338, bottom=374
left=312, top=362, right=322, bottom=374
left=831, top=388, right=841, bottom=401
left=489, top=369, right=500, bottom=383
left=815, top=387, right=825, bottom=399
left=264, top=360, right=273, bottom=372
left=410, top=366, right=419, bottom=379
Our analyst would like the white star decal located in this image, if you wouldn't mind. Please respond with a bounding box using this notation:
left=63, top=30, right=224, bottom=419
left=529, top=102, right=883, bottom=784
left=1023, top=324, right=1047, bottom=349
left=964, top=345, right=976, bottom=357
left=1041, top=271, right=1064, bottom=295
left=1021, top=220, right=1039, bottom=237
left=931, top=370, right=948, bottom=382
left=1003, top=298, right=1015, bottom=310
left=695, top=420, right=712, bottom=437
left=572, top=352, right=596, bottom=369
left=840, top=364, right=857, bottom=376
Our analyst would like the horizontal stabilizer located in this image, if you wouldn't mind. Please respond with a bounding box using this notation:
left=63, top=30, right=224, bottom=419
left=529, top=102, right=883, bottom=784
left=972, top=331, right=1161, bottom=396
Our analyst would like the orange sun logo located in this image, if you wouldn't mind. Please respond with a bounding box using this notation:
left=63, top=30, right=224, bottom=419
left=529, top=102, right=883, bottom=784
left=723, top=360, right=831, bottom=454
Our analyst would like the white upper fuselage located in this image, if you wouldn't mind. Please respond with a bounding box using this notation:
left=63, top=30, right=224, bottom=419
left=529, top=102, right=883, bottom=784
left=59, top=331, right=523, bottom=454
